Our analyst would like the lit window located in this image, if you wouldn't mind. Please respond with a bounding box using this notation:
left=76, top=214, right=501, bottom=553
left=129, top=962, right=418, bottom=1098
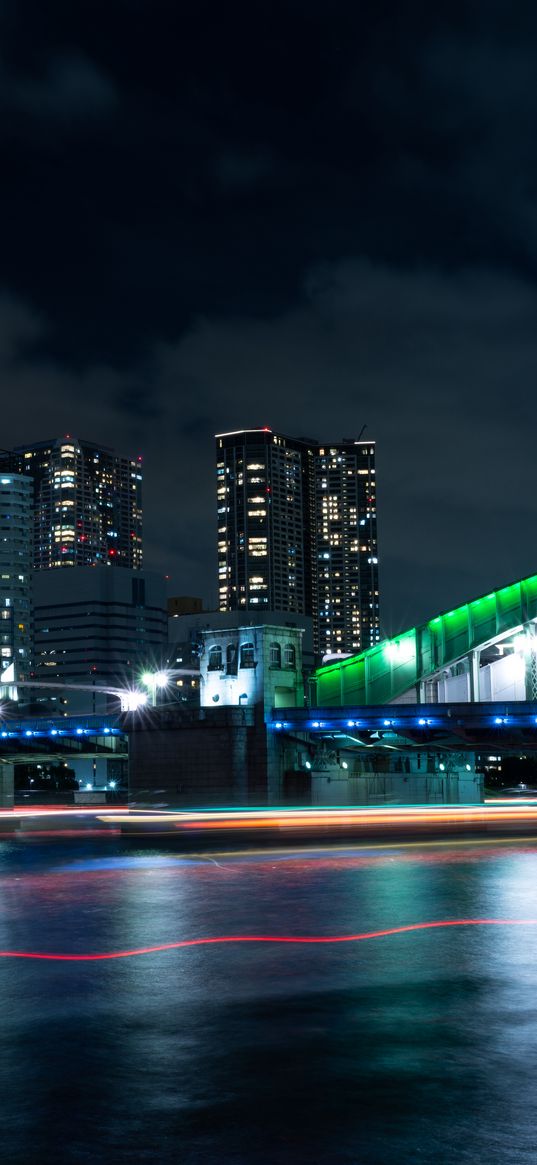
left=208, top=645, right=223, bottom=672
left=226, top=644, right=238, bottom=674
left=270, top=642, right=281, bottom=668
left=284, top=643, right=296, bottom=668
left=240, top=642, right=255, bottom=669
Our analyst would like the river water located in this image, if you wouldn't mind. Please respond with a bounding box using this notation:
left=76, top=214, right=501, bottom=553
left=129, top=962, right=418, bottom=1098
left=1, top=835, right=537, bottom=1164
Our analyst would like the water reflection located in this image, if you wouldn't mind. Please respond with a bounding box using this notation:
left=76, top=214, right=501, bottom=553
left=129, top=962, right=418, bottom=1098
left=1, top=840, right=537, bottom=1162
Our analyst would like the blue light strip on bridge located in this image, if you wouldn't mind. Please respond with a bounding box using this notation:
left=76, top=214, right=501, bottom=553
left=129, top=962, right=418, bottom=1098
left=0, top=726, right=121, bottom=740
left=269, top=702, right=537, bottom=734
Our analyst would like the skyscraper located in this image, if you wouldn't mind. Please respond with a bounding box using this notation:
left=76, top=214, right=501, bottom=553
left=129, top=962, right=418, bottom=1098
left=215, top=428, right=379, bottom=657
left=0, top=436, right=143, bottom=570
left=0, top=473, right=33, bottom=685
left=216, top=429, right=315, bottom=616
left=316, top=440, right=378, bottom=656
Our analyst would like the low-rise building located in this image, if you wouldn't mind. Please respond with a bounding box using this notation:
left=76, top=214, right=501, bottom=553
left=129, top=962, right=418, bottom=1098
left=167, top=606, right=314, bottom=706
left=32, top=565, right=167, bottom=715
left=200, top=623, right=304, bottom=718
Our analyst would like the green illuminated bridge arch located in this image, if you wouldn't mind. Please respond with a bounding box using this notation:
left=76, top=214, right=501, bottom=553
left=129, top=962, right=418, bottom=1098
left=313, top=573, right=537, bottom=707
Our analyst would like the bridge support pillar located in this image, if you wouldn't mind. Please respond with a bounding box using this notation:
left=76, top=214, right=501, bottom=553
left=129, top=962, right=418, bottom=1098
left=520, top=624, right=537, bottom=700
left=469, top=651, right=480, bottom=702
left=0, top=763, right=14, bottom=808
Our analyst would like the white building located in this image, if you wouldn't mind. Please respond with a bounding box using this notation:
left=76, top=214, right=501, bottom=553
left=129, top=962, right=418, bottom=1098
left=0, top=473, right=33, bottom=697
left=200, top=624, right=305, bottom=718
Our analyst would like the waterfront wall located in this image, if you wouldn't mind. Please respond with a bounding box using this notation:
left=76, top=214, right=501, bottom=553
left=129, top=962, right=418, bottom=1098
left=127, top=709, right=484, bottom=809
left=128, top=706, right=270, bottom=807
left=310, top=770, right=483, bottom=805
left=0, top=762, right=14, bottom=807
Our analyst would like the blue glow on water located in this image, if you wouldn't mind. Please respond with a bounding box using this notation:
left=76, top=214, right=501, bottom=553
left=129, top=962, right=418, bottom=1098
left=56, top=855, right=193, bottom=872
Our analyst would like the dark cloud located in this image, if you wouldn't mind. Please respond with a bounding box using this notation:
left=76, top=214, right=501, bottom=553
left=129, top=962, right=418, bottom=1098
left=1, top=54, right=117, bottom=120
left=1, top=1, right=537, bottom=631
left=213, top=148, right=284, bottom=192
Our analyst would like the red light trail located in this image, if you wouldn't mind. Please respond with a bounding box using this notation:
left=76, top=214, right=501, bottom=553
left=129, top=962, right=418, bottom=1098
left=1, top=918, right=537, bottom=961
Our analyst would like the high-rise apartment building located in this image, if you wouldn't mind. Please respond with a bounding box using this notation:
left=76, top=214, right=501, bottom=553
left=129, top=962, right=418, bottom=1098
left=0, top=437, right=143, bottom=570
left=316, top=440, right=378, bottom=655
left=0, top=473, right=33, bottom=685
left=216, top=428, right=379, bottom=657
left=216, top=429, right=316, bottom=616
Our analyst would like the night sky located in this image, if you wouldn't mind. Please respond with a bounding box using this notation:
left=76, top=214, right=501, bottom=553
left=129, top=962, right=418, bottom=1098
left=1, top=1, right=536, bottom=634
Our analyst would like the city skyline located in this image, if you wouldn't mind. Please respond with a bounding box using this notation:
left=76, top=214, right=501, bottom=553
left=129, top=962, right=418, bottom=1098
left=2, top=409, right=536, bottom=641
left=2, top=3, right=537, bottom=633
left=3, top=9, right=537, bottom=1165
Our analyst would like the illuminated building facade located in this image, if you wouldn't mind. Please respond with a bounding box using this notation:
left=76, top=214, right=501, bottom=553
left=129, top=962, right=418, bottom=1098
left=0, top=474, right=33, bottom=687
left=200, top=624, right=305, bottom=717
left=215, top=428, right=380, bottom=657
left=0, top=437, right=143, bottom=570
left=316, top=441, right=379, bottom=656
left=216, top=429, right=315, bottom=618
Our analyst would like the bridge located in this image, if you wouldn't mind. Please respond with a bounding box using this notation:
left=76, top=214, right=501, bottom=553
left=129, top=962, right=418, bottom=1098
left=0, top=714, right=127, bottom=762
left=4, top=573, right=537, bottom=809
left=312, top=571, right=537, bottom=707
left=269, top=573, right=537, bottom=804
left=266, top=701, right=537, bottom=805
left=269, top=702, right=537, bottom=751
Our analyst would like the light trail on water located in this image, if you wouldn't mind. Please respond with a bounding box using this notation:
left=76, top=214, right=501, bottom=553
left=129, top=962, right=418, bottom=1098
left=1, top=918, right=537, bottom=961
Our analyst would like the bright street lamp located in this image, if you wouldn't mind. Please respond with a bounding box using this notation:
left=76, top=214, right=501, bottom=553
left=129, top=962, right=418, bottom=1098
left=140, top=670, right=170, bottom=706
left=120, top=690, right=148, bottom=712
